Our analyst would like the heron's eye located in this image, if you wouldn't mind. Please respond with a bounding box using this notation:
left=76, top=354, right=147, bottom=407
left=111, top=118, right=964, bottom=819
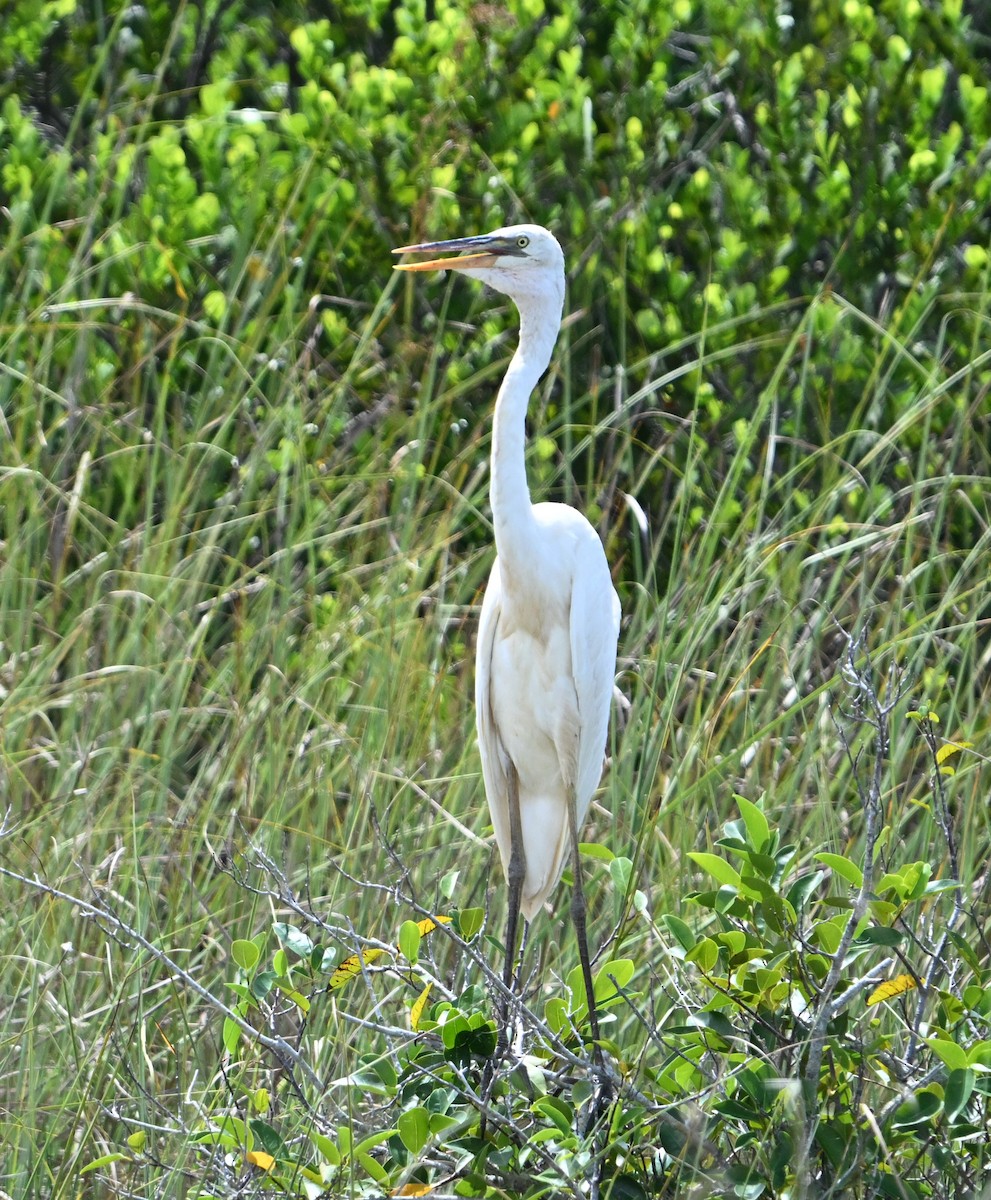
left=517, top=235, right=530, bottom=249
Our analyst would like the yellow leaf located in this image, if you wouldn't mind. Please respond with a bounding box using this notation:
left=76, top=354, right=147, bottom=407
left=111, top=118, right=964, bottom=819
left=415, top=915, right=452, bottom=937
left=936, top=740, right=973, bottom=766
left=410, top=982, right=432, bottom=1031
left=329, top=918, right=450, bottom=991
left=246, top=1151, right=275, bottom=1171
left=867, top=974, right=917, bottom=1006
left=393, top=1185, right=434, bottom=1197
left=330, top=948, right=385, bottom=990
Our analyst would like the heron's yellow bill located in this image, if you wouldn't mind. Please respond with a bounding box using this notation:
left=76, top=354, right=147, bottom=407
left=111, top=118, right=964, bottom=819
left=392, top=233, right=512, bottom=272
left=393, top=252, right=498, bottom=272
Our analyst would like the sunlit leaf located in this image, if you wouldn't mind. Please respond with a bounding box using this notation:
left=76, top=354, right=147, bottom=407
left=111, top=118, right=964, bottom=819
left=222, top=1016, right=241, bottom=1054
left=936, top=740, right=972, bottom=765
left=358, top=1152, right=390, bottom=1184
left=247, top=1150, right=275, bottom=1171
left=310, top=1132, right=341, bottom=1166
left=415, top=915, right=452, bottom=937
left=330, top=948, right=386, bottom=989
left=814, top=853, right=864, bottom=888
left=231, top=939, right=260, bottom=971
left=410, top=983, right=432, bottom=1031
left=282, top=988, right=310, bottom=1013
left=686, top=852, right=741, bottom=889
left=925, top=1036, right=968, bottom=1072
left=579, top=841, right=614, bottom=862
left=532, top=1094, right=574, bottom=1135
left=399, top=921, right=422, bottom=964
left=594, top=958, right=635, bottom=1002
left=80, top=1153, right=128, bottom=1174
left=687, top=937, right=719, bottom=973
left=867, top=974, right=917, bottom=1005
left=735, top=794, right=770, bottom=850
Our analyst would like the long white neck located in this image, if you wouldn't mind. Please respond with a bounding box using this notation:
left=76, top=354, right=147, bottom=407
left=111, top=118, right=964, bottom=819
left=490, top=292, right=562, bottom=573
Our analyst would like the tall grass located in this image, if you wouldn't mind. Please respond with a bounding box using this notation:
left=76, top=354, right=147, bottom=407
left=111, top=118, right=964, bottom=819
left=2, top=127, right=990, bottom=1200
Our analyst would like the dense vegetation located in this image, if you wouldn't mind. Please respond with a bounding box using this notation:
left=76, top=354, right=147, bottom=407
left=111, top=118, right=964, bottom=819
left=1, top=1, right=989, bottom=1197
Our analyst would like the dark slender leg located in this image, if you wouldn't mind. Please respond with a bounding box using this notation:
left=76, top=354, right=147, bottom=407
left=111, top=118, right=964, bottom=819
left=481, top=765, right=528, bottom=1128
left=503, top=763, right=526, bottom=995
left=567, top=794, right=603, bottom=1059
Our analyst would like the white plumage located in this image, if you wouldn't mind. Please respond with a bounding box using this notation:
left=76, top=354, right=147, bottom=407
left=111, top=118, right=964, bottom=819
left=394, top=224, right=620, bottom=1036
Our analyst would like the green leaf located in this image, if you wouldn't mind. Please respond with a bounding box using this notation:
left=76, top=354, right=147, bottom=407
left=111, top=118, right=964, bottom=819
left=397, top=1106, right=430, bottom=1154
left=355, top=1129, right=399, bottom=1157
left=715, top=930, right=749, bottom=959
left=892, top=1089, right=942, bottom=1128
left=948, top=931, right=982, bottom=975
left=250, top=970, right=277, bottom=1002
left=545, top=996, right=570, bottom=1036
left=662, top=914, right=695, bottom=952
left=231, top=939, right=260, bottom=971
left=787, top=870, right=825, bottom=912
left=609, top=856, right=633, bottom=891
left=203, top=289, right=227, bottom=322
left=399, top=920, right=422, bottom=964
left=925, top=1036, right=969, bottom=1072
left=357, top=1152, right=389, bottom=1184
left=854, top=926, right=905, bottom=947
left=944, top=1067, right=975, bottom=1122
left=273, top=924, right=314, bottom=958
left=80, top=1153, right=128, bottom=1174
left=687, top=852, right=741, bottom=889
left=457, top=907, right=484, bottom=939
left=532, top=1095, right=574, bottom=1135
left=813, top=915, right=850, bottom=954
left=310, top=1133, right=341, bottom=1167
left=565, top=964, right=588, bottom=1013
left=735, top=794, right=770, bottom=850
left=249, top=1118, right=283, bottom=1155
left=743, top=850, right=778, bottom=879
left=686, top=937, right=719, bottom=973
left=687, top=1010, right=735, bottom=1040
left=814, top=853, right=864, bottom=888
left=594, top=958, right=635, bottom=1003
left=579, top=841, right=614, bottom=862
left=222, top=1016, right=241, bottom=1054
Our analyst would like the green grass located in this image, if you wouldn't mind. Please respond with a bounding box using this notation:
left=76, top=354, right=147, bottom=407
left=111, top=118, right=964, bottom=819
left=3, top=108, right=991, bottom=1199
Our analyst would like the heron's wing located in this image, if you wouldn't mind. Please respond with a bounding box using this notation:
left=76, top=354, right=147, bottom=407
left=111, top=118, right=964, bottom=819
left=569, top=534, right=621, bottom=827
left=474, top=559, right=512, bottom=875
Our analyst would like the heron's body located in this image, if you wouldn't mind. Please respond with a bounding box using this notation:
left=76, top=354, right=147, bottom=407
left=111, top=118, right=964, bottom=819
left=394, top=223, right=620, bottom=1040
left=478, top=501, right=619, bottom=918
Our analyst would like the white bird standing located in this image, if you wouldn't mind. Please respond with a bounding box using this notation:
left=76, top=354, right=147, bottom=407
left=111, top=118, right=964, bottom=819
left=393, top=224, right=621, bottom=1048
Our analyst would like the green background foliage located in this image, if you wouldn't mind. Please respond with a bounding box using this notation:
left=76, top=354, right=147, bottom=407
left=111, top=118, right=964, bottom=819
left=1, top=1, right=989, bottom=1196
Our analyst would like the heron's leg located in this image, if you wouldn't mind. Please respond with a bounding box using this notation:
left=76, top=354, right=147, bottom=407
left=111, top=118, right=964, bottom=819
left=566, top=793, right=603, bottom=1057
left=503, top=761, right=526, bottom=994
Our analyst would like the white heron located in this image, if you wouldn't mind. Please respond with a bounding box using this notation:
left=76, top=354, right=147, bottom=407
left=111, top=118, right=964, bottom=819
left=393, top=224, right=621, bottom=1049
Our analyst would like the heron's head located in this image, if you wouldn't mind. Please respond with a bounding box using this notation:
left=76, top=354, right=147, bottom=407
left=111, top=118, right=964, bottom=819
left=393, top=223, right=565, bottom=309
